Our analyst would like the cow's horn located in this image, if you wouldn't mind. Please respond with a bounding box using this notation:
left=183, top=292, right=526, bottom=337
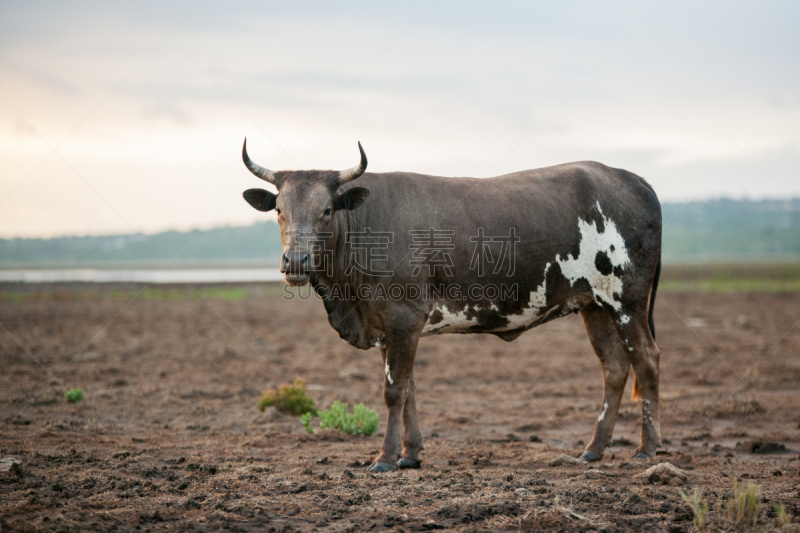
left=337, top=141, right=368, bottom=185
left=242, top=138, right=276, bottom=184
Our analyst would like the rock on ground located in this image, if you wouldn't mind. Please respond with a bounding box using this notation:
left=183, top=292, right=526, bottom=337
left=632, top=462, right=688, bottom=485
left=548, top=454, right=585, bottom=466
left=0, top=457, right=21, bottom=472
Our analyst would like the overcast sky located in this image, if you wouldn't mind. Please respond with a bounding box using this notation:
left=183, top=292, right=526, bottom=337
left=0, top=0, right=798, bottom=238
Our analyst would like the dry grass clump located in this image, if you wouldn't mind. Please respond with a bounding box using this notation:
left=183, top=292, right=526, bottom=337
left=680, top=479, right=795, bottom=532
left=680, top=488, right=709, bottom=531
left=776, top=503, right=800, bottom=532
left=724, top=479, right=761, bottom=528
left=487, top=495, right=608, bottom=531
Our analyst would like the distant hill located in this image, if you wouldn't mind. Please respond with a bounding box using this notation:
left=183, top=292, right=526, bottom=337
left=1, top=199, right=799, bottom=267
left=0, top=221, right=283, bottom=268
left=661, top=198, right=800, bottom=262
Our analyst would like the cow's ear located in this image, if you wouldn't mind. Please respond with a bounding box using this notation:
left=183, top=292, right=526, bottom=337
left=243, top=189, right=277, bottom=212
left=334, top=187, right=370, bottom=211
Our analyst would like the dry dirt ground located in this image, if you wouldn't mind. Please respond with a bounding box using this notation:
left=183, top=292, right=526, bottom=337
left=1, top=284, right=799, bottom=532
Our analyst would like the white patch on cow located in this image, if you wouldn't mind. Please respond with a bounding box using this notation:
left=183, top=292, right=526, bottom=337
left=529, top=264, right=550, bottom=309
left=618, top=314, right=631, bottom=325
left=555, top=202, right=631, bottom=310
left=421, top=304, right=479, bottom=335
left=598, top=401, right=609, bottom=422
left=372, top=338, right=385, bottom=348
left=621, top=336, right=635, bottom=351
left=492, top=262, right=552, bottom=331
left=384, top=362, right=393, bottom=384
left=420, top=272, right=553, bottom=336
left=640, top=398, right=662, bottom=441
left=641, top=398, right=654, bottom=427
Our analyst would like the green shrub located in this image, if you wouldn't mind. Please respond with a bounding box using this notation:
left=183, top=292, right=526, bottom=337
left=302, top=401, right=379, bottom=435
left=65, top=388, right=84, bottom=403
left=258, top=379, right=315, bottom=416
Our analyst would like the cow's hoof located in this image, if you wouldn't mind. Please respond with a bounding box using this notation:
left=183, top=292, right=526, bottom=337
left=397, top=458, right=421, bottom=469
left=580, top=450, right=602, bottom=462
left=632, top=452, right=652, bottom=460
left=367, top=462, right=397, bottom=473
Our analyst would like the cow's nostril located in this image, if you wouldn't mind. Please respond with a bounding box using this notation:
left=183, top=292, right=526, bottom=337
left=301, top=255, right=309, bottom=267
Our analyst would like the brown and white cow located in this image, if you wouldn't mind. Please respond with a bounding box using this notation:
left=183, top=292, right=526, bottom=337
left=241, top=139, right=662, bottom=472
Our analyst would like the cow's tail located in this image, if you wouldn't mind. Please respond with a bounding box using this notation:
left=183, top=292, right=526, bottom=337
left=631, top=253, right=661, bottom=402
left=647, top=254, right=661, bottom=341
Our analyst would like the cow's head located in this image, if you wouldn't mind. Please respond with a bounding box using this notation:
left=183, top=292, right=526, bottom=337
left=241, top=139, right=370, bottom=286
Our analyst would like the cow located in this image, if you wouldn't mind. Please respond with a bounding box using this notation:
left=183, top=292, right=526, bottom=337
left=240, top=139, right=662, bottom=472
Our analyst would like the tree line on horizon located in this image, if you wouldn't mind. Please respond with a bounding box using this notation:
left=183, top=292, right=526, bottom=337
left=1, top=198, right=799, bottom=267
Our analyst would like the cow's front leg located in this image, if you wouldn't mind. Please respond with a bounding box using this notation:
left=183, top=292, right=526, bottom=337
left=398, top=373, right=423, bottom=469
left=368, top=321, right=421, bottom=473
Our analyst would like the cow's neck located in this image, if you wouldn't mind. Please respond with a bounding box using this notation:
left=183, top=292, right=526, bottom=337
left=310, top=209, right=375, bottom=349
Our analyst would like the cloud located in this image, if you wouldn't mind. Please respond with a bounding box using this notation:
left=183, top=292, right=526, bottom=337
left=0, top=1, right=798, bottom=237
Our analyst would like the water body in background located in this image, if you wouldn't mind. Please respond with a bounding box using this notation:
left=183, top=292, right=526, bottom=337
left=0, top=269, right=284, bottom=284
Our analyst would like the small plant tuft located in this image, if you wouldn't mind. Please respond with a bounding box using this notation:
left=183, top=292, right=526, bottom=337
left=65, top=388, right=84, bottom=403
left=776, top=502, right=794, bottom=529
left=300, top=412, right=314, bottom=434
left=724, top=479, right=761, bottom=529
left=258, top=379, right=315, bottom=416
left=680, top=488, right=709, bottom=532
left=302, top=401, right=379, bottom=435
left=678, top=479, right=795, bottom=532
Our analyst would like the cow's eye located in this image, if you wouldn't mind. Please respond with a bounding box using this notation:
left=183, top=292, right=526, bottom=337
left=276, top=208, right=281, bottom=215
left=323, top=208, right=332, bottom=217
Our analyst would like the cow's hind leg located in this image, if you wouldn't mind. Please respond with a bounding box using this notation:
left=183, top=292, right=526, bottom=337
left=368, top=319, right=421, bottom=473
left=580, top=304, right=631, bottom=462
left=615, top=314, right=661, bottom=458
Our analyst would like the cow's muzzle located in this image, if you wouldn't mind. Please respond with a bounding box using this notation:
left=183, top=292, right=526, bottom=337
left=281, top=252, right=310, bottom=285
